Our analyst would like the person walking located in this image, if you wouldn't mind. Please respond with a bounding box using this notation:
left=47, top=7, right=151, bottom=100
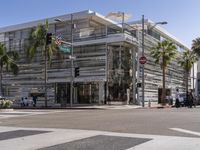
left=175, top=89, right=180, bottom=108
left=32, top=95, right=37, bottom=107
left=20, top=97, right=25, bottom=107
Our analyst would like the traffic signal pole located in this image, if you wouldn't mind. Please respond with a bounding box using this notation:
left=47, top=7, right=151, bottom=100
left=44, top=33, right=52, bottom=108
left=142, top=15, right=145, bottom=107
left=70, top=14, right=74, bottom=108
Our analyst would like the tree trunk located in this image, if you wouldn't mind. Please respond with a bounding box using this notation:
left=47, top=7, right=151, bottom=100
left=161, top=66, right=166, bottom=105
left=186, top=71, right=189, bottom=102
left=0, top=65, right=2, bottom=96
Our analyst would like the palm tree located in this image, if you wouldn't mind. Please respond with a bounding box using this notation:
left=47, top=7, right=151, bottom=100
left=192, top=37, right=200, bottom=56
left=151, top=40, right=177, bottom=104
left=178, top=50, right=198, bottom=99
left=0, top=43, right=19, bottom=96
left=27, top=19, right=57, bottom=107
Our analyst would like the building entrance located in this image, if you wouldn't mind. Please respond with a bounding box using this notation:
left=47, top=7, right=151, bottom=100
left=76, top=83, right=99, bottom=104
left=55, top=83, right=70, bottom=106
left=55, top=82, right=100, bottom=105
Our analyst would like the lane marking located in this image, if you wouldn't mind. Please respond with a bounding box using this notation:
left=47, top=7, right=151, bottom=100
left=170, top=128, right=200, bottom=136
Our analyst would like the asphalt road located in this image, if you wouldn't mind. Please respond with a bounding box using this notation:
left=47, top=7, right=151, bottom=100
left=0, top=107, right=200, bottom=138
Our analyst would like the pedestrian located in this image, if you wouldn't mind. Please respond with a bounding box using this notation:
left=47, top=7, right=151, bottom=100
left=32, top=95, right=37, bottom=107
left=169, top=95, right=173, bottom=105
left=175, top=89, right=180, bottom=108
left=24, top=97, right=28, bottom=106
left=20, top=97, right=25, bottom=107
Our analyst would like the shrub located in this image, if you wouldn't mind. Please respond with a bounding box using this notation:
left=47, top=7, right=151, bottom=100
left=0, top=100, right=13, bottom=109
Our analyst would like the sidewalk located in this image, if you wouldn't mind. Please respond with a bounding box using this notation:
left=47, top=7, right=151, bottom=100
left=147, top=102, right=173, bottom=109
left=70, top=104, right=142, bottom=110
left=15, top=101, right=196, bottom=110
left=13, top=104, right=142, bottom=110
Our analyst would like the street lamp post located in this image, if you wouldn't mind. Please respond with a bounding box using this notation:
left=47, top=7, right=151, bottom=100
left=141, top=15, right=145, bottom=107
left=141, top=15, right=167, bottom=107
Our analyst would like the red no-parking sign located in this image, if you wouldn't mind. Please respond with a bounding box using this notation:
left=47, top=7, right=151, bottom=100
left=139, top=56, right=147, bottom=64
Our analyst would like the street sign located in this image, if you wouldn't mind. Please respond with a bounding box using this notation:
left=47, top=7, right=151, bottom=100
left=139, top=56, right=147, bottom=64
left=58, top=44, right=71, bottom=53
left=55, top=35, right=72, bottom=53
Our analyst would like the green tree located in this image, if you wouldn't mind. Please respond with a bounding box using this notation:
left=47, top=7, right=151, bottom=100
left=27, top=19, right=57, bottom=107
left=178, top=50, right=198, bottom=98
left=151, top=40, right=177, bottom=104
left=0, top=43, right=19, bottom=96
left=192, top=37, right=200, bottom=56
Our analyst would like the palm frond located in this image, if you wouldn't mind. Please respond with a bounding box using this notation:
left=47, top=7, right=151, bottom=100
left=10, top=61, right=19, bottom=75
left=178, top=49, right=197, bottom=73
left=151, top=40, right=177, bottom=68
left=45, top=19, right=49, bottom=32
left=192, top=37, right=200, bottom=56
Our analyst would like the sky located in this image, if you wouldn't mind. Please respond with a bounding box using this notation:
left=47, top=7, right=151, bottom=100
left=0, top=0, right=200, bottom=47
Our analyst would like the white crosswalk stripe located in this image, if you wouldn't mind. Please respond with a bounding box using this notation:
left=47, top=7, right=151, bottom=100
left=0, top=110, right=55, bottom=119
left=0, top=109, right=82, bottom=119
left=0, top=126, right=199, bottom=150
left=170, top=128, right=200, bottom=136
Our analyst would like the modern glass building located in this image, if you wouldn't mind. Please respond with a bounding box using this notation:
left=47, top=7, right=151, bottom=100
left=0, top=10, right=190, bottom=106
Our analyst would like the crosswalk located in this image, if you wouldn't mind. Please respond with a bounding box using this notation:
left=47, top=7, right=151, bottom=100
left=0, top=109, right=83, bottom=119
left=0, top=126, right=199, bottom=150
left=0, top=110, right=57, bottom=119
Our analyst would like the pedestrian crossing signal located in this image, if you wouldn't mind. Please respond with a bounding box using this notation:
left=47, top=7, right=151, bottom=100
left=137, top=83, right=142, bottom=88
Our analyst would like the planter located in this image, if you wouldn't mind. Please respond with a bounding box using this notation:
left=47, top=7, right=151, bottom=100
left=0, top=108, right=13, bottom=112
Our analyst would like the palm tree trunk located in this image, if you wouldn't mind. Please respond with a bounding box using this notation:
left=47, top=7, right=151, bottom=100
left=186, top=71, right=189, bottom=103
left=0, top=65, right=2, bottom=96
left=161, top=66, right=166, bottom=105
left=44, top=46, right=47, bottom=108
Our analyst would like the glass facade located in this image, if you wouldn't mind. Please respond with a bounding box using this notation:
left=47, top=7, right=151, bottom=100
left=0, top=12, right=137, bottom=106
left=107, top=45, right=133, bottom=102
left=0, top=11, right=189, bottom=106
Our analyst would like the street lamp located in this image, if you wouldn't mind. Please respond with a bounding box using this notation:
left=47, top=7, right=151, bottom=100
left=148, top=21, right=168, bottom=30
left=141, top=15, right=167, bottom=107
left=55, top=14, right=76, bottom=108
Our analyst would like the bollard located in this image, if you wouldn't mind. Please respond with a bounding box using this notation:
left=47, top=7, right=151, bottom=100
left=148, top=99, right=151, bottom=107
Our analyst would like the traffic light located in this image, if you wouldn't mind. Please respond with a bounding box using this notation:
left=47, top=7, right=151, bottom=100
left=74, top=67, right=80, bottom=77
left=137, top=83, right=142, bottom=88
left=46, top=33, right=52, bottom=45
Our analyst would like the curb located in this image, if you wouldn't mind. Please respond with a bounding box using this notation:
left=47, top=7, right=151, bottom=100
left=138, top=105, right=173, bottom=109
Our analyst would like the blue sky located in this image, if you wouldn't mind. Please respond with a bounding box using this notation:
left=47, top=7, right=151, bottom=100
left=0, top=0, right=200, bottom=47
